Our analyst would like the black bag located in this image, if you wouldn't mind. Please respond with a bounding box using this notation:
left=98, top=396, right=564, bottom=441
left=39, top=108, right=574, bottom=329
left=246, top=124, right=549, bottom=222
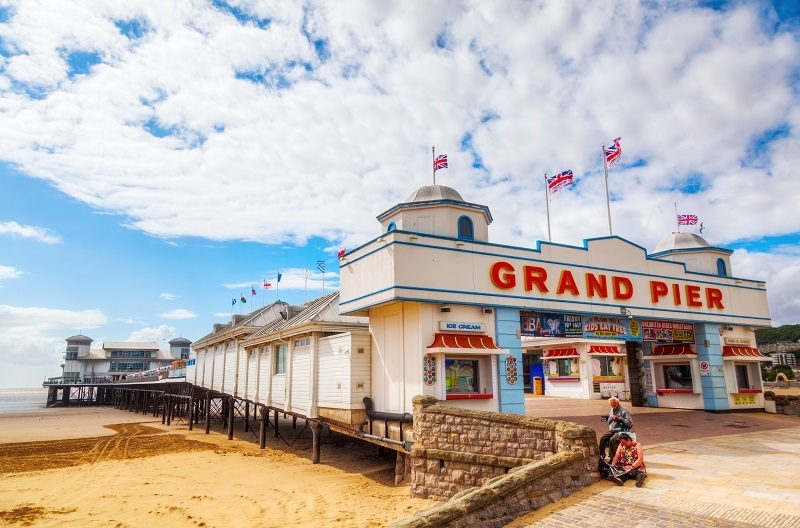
left=598, top=456, right=611, bottom=479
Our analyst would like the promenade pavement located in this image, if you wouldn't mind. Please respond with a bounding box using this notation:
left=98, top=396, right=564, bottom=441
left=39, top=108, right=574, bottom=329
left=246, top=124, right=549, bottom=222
left=505, top=395, right=800, bottom=527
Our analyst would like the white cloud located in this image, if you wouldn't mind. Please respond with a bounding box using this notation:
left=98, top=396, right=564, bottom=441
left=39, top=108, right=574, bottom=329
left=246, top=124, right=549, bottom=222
left=0, top=2, right=797, bottom=323
left=127, top=325, right=176, bottom=349
left=0, top=305, right=107, bottom=386
left=159, top=292, right=178, bottom=301
left=0, top=265, right=22, bottom=281
left=0, top=221, right=61, bottom=244
left=158, top=308, right=197, bottom=320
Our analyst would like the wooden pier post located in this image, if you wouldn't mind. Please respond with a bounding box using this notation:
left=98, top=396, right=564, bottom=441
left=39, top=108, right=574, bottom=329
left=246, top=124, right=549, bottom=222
left=188, top=395, right=194, bottom=431
left=311, top=421, right=323, bottom=464
left=227, top=397, right=235, bottom=440
left=204, top=393, right=211, bottom=434
left=259, top=407, right=267, bottom=449
left=273, top=408, right=279, bottom=438
left=244, top=401, right=250, bottom=432
left=162, top=394, right=168, bottom=425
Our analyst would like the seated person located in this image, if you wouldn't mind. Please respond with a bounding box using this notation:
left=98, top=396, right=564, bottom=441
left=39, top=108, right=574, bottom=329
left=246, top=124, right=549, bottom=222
left=598, top=397, right=633, bottom=460
left=608, top=432, right=647, bottom=487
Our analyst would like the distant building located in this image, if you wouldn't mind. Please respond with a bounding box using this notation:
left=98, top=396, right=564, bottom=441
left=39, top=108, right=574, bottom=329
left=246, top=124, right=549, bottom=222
left=59, top=335, right=192, bottom=383
left=768, top=353, right=797, bottom=367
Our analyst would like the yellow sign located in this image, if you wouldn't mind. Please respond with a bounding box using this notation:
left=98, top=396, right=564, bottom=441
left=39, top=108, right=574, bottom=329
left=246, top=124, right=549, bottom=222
left=733, top=394, right=756, bottom=405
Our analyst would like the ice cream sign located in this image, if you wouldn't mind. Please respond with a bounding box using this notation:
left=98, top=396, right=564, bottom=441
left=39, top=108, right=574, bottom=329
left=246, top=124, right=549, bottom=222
left=439, top=322, right=485, bottom=332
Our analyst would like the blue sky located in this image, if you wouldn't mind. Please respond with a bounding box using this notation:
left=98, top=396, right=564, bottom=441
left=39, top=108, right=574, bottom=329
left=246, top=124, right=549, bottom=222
left=1, top=0, right=799, bottom=388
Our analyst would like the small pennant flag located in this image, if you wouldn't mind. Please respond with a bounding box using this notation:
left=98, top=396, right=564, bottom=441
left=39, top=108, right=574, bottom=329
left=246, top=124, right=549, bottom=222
left=678, top=214, right=698, bottom=225
left=434, top=154, right=448, bottom=171
left=604, top=137, right=622, bottom=168
left=547, top=170, right=574, bottom=194
left=338, top=248, right=346, bottom=258
left=277, top=272, right=282, bottom=283
left=232, top=298, right=236, bottom=306
left=251, top=287, right=257, bottom=296
left=317, top=260, right=326, bottom=273
left=263, top=281, right=271, bottom=289
left=240, top=293, right=247, bottom=304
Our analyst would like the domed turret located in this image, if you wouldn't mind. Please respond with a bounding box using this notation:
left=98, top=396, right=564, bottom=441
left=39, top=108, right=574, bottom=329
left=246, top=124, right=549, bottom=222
left=653, top=232, right=711, bottom=253
left=651, top=232, right=732, bottom=276
left=377, top=184, right=492, bottom=242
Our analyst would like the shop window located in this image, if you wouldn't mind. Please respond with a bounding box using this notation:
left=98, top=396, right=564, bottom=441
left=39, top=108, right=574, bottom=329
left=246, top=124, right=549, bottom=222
left=275, top=344, right=287, bottom=374
left=546, top=358, right=578, bottom=377
left=716, top=258, right=727, bottom=277
left=663, top=364, right=693, bottom=389
left=592, top=356, right=624, bottom=378
left=735, top=364, right=750, bottom=389
left=457, top=216, right=474, bottom=240
left=444, top=356, right=491, bottom=397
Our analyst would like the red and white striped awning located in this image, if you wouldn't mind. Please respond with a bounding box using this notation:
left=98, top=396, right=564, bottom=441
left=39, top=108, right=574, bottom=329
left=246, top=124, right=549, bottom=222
left=588, top=345, right=624, bottom=355
left=427, top=333, right=507, bottom=355
left=651, top=344, right=696, bottom=357
left=722, top=346, right=770, bottom=361
left=543, top=348, right=579, bottom=359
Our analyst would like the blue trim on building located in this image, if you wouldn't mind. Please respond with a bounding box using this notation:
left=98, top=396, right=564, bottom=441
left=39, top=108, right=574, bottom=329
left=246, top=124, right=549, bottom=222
left=495, top=307, right=525, bottom=415
left=697, top=323, right=730, bottom=412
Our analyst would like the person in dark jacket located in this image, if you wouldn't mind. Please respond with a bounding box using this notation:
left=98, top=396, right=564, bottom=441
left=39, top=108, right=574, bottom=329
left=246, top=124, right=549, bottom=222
left=598, top=397, right=633, bottom=461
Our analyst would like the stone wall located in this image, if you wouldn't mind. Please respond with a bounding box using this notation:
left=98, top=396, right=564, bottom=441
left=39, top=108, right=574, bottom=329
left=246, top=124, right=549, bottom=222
left=764, top=391, right=800, bottom=416
left=397, top=395, right=599, bottom=526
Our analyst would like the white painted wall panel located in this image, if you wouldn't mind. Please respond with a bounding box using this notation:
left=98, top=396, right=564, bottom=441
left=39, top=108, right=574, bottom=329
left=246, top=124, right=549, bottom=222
left=212, top=349, right=224, bottom=390
left=290, top=350, right=310, bottom=414
left=246, top=350, right=259, bottom=400
left=236, top=348, right=247, bottom=397
left=223, top=346, right=236, bottom=395
left=257, top=349, right=271, bottom=405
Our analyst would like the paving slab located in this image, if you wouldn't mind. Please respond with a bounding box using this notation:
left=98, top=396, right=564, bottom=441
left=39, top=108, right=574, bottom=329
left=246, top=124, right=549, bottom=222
left=507, top=395, right=800, bottom=527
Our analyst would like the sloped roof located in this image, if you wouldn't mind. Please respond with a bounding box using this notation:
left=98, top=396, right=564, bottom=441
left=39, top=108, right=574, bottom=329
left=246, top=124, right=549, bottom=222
left=246, top=291, right=368, bottom=340
left=66, top=335, right=93, bottom=342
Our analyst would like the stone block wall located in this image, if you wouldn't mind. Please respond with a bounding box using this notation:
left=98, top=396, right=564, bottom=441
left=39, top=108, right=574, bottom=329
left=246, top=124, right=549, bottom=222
left=408, top=395, right=598, bottom=502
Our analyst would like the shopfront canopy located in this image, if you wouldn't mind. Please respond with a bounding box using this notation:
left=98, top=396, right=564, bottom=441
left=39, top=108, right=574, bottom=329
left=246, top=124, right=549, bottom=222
left=722, top=346, right=771, bottom=361
left=650, top=344, right=696, bottom=357
left=543, top=348, right=579, bottom=359
left=588, top=345, right=624, bottom=356
left=427, top=333, right=507, bottom=355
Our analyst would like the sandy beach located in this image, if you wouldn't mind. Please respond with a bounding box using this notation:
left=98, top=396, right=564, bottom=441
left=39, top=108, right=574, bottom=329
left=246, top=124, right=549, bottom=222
left=0, top=407, right=435, bottom=527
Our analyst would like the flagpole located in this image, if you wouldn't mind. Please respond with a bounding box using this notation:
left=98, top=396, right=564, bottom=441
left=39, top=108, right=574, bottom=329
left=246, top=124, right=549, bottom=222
left=674, top=202, right=680, bottom=233
left=304, top=269, right=308, bottom=304
left=602, top=145, right=613, bottom=235
left=322, top=270, right=326, bottom=297
left=261, top=279, right=265, bottom=308
left=432, top=146, right=436, bottom=185
left=544, top=174, right=552, bottom=243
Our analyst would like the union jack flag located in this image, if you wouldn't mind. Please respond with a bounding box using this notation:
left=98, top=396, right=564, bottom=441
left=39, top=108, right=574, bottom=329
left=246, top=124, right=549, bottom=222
left=547, top=170, right=574, bottom=194
left=677, top=214, right=698, bottom=225
left=604, top=137, right=622, bottom=168
left=434, top=154, right=448, bottom=171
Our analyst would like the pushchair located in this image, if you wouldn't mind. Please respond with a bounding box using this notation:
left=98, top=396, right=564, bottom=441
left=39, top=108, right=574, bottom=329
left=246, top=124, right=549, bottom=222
left=598, top=457, right=633, bottom=485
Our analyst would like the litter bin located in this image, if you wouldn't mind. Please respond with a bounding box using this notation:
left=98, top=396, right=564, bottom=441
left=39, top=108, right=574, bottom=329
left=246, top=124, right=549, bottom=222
left=532, top=376, right=543, bottom=395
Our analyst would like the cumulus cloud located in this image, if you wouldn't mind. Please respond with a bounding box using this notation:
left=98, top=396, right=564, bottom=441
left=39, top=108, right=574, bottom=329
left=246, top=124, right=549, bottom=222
left=0, top=305, right=106, bottom=385
left=158, top=308, right=197, bottom=320
left=159, top=292, right=178, bottom=301
left=126, top=325, right=176, bottom=349
left=0, top=265, right=22, bottom=281
left=0, top=221, right=61, bottom=244
left=0, top=2, right=797, bottom=322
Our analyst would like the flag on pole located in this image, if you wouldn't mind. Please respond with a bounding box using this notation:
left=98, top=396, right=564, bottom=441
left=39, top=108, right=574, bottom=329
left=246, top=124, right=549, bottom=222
left=240, top=293, right=247, bottom=303
left=251, top=287, right=257, bottom=296
left=277, top=273, right=282, bottom=282
left=337, top=248, right=346, bottom=259
left=317, top=260, right=325, bottom=273
left=546, top=170, right=574, bottom=194
left=604, top=137, right=622, bottom=168
left=264, top=281, right=271, bottom=289
left=434, top=154, right=448, bottom=171
left=232, top=298, right=236, bottom=306
left=677, top=214, right=698, bottom=225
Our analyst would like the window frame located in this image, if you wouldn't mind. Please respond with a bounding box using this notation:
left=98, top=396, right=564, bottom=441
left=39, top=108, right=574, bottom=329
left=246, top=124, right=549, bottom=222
left=442, top=354, right=494, bottom=400
left=274, top=343, right=287, bottom=375
left=457, top=215, right=474, bottom=240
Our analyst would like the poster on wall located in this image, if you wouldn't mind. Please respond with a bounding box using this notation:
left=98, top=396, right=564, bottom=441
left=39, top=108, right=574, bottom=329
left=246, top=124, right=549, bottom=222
left=583, top=315, right=642, bottom=341
left=641, top=320, right=695, bottom=343
left=520, top=311, right=583, bottom=337
left=644, top=368, right=654, bottom=395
